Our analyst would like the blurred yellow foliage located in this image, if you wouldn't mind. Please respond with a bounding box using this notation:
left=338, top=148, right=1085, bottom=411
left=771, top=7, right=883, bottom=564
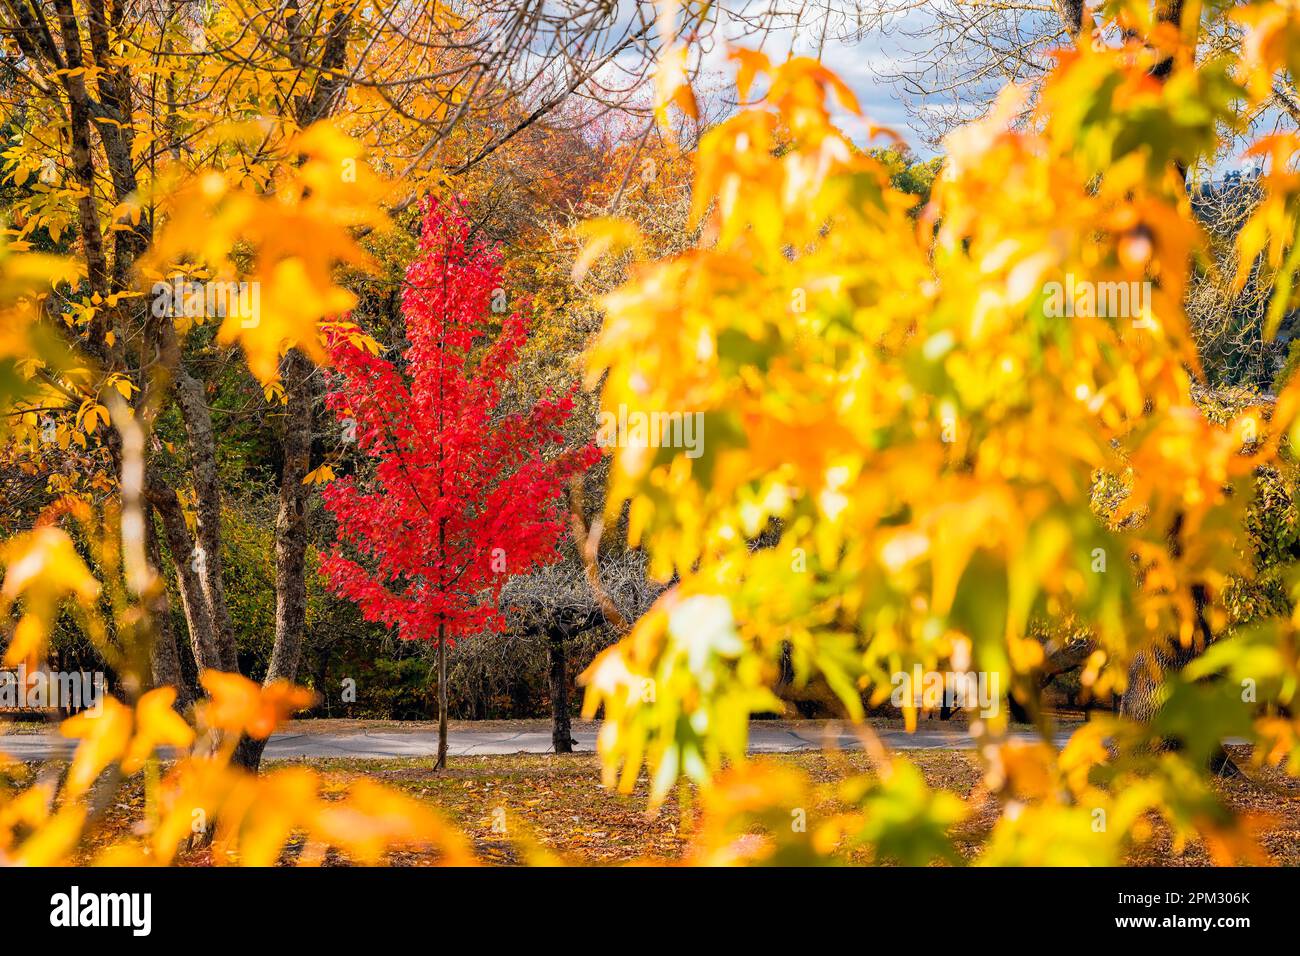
left=580, top=6, right=1300, bottom=864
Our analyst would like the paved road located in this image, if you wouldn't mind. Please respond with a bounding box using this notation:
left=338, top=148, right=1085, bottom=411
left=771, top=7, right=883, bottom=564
left=0, top=725, right=1078, bottom=761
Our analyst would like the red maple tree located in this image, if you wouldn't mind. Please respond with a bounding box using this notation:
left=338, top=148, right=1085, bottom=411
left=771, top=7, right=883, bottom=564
left=320, top=200, right=595, bottom=767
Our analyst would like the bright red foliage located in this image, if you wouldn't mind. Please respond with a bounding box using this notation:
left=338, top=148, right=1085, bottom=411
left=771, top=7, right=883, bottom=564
left=320, top=200, right=596, bottom=646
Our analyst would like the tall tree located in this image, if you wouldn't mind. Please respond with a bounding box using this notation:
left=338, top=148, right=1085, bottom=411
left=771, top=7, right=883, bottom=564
left=0, top=1, right=845, bottom=754
left=320, top=201, right=594, bottom=768
left=0, top=0, right=396, bottom=738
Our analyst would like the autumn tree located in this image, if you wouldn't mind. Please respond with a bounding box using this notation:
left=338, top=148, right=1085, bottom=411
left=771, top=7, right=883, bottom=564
left=0, top=0, right=865, bottom=763
left=579, top=3, right=1300, bottom=864
left=320, top=201, right=594, bottom=768
left=0, top=1, right=394, bottom=745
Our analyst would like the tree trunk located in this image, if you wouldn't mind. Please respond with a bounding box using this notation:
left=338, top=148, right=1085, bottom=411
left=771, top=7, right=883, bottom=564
left=1120, top=584, right=1241, bottom=777
left=1006, top=693, right=1031, bottom=724
left=52, top=0, right=108, bottom=315
left=230, top=3, right=351, bottom=771
left=150, top=315, right=239, bottom=677
left=144, top=502, right=194, bottom=709
left=436, top=619, right=448, bottom=770
left=149, top=479, right=223, bottom=673
left=172, top=368, right=238, bottom=672
left=213, top=13, right=353, bottom=776
left=265, top=348, right=314, bottom=685
left=313, top=648, right=330, bottom=717
left=233, top=349, right=316, bottom=771
left=1119, top=645, right=1191, bottom=726
left=548, top=627, right=573, bottom=753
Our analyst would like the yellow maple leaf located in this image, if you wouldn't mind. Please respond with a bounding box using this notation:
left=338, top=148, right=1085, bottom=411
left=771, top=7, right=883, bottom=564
left=199, top=671, right=316, bottom=739
left=0, top=526, right=100, bottom=668
left=302, top=464, right=336, bottom=485
left=61, top=697, right=133, bottom=798
left=122, top=686, right=196, bottom=774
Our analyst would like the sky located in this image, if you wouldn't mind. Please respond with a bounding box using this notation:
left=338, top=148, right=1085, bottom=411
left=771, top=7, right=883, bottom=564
left=656, top=2, right=989, bottom=159
left=580, top=1, right=1078, bottom=160
left=801, top=30, right=921, bottom=144
left=701, top=5, right=935, bottom=152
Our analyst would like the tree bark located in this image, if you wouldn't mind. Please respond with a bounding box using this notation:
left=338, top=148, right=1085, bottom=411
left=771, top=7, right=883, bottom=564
left=1119, top=644, right=1192, bottom=725
left=265, top=348, right=314, bottom=685
left=148, top=477, right=223, bottom=673
left=149, top=306, right=238, bottom=676
left=548, top=627, right=573, bottom=753
left=233, top=348, right=316, bottom=771
left=172, top=366, right=238, bottom=672
left=144, top=502, right=194, bottom=709
left=51, top=0, right=108, bottom=309
left=1120, top=584, right=1241, bottom=777
left=436, top=619, right=448, bottom=770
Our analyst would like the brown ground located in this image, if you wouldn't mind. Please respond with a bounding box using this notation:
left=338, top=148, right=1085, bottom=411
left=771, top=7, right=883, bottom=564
left=60, top=744, right=1300, bottom=866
